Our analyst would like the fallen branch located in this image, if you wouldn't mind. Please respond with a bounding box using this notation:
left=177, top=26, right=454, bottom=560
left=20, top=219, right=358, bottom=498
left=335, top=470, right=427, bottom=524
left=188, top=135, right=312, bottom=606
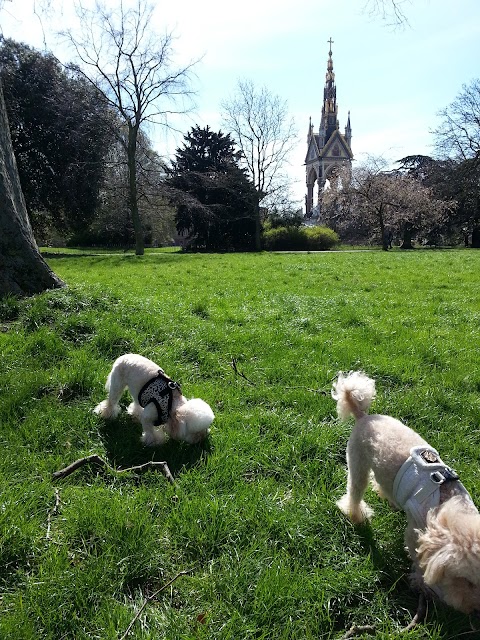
left=229, top=357, right=329, bottom=394
left=52, top=455, right=175, bottom=484
left=230, top=357, right=256, bottom=385
left=341, top=593, right=428, bottom=639
left=401, top=592, right=427, bottom=632
left=119, top=569, right=192, bottom=640
left=284, top=385, right=328, bottom=395
left=46, top=488, right=61, bottom=540
left=342, top=624, right=376, bottom=639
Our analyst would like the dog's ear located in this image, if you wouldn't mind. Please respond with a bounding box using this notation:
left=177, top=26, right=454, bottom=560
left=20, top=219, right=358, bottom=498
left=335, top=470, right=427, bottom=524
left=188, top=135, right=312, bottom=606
left=418, top=542, right=450, bottom=585
left=416, top=508, right=452, bottom=585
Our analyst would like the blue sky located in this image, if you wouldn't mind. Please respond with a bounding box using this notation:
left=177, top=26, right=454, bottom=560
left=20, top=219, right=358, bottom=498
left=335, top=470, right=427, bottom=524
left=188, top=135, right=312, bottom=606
left=1, top=0, right=480, bottom=206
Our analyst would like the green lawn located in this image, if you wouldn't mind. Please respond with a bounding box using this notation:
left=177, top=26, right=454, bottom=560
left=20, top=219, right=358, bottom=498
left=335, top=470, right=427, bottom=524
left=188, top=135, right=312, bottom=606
left=1, top=249, right=479, bottom=639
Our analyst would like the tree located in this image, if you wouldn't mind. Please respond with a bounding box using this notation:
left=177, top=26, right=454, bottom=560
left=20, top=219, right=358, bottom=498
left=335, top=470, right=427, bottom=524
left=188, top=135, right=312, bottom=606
left=167, top=126, right=258, bottom=251
left=433, top=79, right=480, bottom=246
left=0, top=81, right=63, bottom=295
left=73, top=132, right=176, bottom=248
left=433, top=79, right=480, bottom=162
left=396, top=155, right=479, bottom=245
left=221, top=79, right=298, bottom=250
left=62, top=0, right=197, bottom=255
left=322, top=157, right=452, bottom=249
left=362, top=0, right=410, bottom=27
left=0, top=38, right=116, bottom=242
left=0, top=1, right=64, bottom=296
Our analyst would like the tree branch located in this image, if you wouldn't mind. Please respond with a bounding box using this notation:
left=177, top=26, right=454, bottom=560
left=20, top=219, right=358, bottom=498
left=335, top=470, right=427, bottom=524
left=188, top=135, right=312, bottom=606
left=52, top=454, right=175, bottom=484
left=119, top=569, right=193, bottom=640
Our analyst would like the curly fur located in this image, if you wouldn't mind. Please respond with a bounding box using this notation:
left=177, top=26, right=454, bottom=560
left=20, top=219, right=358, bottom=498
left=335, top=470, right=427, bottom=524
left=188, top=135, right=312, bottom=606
left=94, top=354, right=214, bottom=446
left=333, top=370, right=480, bottom=615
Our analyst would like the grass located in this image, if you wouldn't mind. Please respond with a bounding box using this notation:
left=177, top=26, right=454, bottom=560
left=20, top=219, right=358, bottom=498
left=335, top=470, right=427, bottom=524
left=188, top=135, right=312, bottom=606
left=0, top=249, right=479, bottom=639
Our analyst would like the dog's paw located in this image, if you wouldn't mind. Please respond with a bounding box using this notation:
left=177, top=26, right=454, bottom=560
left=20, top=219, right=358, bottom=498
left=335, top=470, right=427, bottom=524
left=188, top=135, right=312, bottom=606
left=141, top=429, right=167, bottom=447
left=127, top=402, right=143, bottom=421
left=336, top=495, right=374, bottom=523
left=93, top=400, right=120, bottom=420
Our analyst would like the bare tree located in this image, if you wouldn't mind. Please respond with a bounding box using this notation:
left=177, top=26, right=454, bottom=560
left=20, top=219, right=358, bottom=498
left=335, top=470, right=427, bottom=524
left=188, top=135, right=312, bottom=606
left=221, top=79, right=298, bottom=250
left=62, top=0, right=197, bottom=255
left=433, top=79, right=480, bottom=162
left=433, top=79, right=480, bottom=246
left=322, top=156, right=452, bottom=249
left=362, top=0, right=411, bottom=27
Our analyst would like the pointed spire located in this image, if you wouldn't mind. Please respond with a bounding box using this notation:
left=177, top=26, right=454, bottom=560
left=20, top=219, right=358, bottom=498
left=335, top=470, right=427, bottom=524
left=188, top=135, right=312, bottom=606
left=345, top=110, right=352, bottom=146
left=307, top=115, right=313, bottom=141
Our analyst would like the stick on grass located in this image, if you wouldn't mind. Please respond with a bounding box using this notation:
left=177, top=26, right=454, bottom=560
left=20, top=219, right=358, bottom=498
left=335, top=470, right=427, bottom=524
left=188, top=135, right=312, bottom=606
left=53, top=455, right=175, bottom=484
left=119, top=569, right=192, bottom=640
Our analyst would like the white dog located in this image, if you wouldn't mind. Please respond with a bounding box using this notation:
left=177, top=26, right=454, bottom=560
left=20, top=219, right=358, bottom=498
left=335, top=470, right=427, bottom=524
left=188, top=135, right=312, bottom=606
left=94, top=354, right=214, bottom=445
left=332, top=370, right=480, bottom=615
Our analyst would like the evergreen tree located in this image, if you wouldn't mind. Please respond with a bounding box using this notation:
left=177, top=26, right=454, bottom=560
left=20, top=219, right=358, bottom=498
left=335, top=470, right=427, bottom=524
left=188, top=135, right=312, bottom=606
left=167, top=126, right=258, bottom=251
left=0, top=38, right=115, bottom=241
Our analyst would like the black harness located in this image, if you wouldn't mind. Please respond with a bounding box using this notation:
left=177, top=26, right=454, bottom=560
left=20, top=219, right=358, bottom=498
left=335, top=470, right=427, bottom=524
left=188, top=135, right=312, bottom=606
left=138, top=369, right=180, bottom=426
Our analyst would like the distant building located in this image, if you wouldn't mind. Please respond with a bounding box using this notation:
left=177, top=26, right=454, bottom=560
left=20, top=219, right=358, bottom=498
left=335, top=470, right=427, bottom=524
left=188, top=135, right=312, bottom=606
left=305, top=39, right=353, bottom=219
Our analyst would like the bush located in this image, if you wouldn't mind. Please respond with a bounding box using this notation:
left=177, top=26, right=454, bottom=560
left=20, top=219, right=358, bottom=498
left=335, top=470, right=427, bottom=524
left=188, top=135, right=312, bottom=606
left=262, top=225, right=339, bottom=251
left=304, top=226, right=340, bottom=250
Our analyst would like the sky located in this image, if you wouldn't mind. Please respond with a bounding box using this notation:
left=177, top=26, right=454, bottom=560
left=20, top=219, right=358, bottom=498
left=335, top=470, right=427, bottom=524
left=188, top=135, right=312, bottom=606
left=1, top=0, right=480, bottom=208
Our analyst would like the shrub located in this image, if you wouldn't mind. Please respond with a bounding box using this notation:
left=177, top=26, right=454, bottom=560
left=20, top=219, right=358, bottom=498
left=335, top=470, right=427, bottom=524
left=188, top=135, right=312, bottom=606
left=304, top=226, right=340, bottom=250
left=262, top=225, right=339, bottom=251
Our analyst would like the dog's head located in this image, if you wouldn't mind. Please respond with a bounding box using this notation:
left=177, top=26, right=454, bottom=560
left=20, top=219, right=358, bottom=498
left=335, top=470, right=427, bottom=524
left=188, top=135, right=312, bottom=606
left=416, top=496, right=480, bottom=614
left=170, top=398, right=215, bottom=444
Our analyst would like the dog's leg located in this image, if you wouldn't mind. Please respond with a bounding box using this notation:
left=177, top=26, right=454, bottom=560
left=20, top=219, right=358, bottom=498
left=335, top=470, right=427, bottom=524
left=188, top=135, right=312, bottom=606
left=337, top=446, right=374, bottom=523
left=127, top=402, right=143, bottom=422
left=93, top=365, right=124, bottom=419
left=140, top=405, right=167, bottom=447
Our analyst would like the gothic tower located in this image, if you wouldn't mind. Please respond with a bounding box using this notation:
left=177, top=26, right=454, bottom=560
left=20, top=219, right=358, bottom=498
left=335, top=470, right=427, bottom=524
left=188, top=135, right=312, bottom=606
left=305, top=39, right=353, bottom=217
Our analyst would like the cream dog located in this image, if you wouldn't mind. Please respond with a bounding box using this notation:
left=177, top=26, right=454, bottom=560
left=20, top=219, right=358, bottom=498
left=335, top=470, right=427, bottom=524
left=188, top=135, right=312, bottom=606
left=333, top=370, right=480, bottom=615
left=94, top=354, right=214, bottom=445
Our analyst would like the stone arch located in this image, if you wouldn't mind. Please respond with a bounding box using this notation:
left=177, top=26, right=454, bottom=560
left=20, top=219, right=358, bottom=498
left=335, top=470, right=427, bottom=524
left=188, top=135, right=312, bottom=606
left=306, top=166, right=321, bottom=217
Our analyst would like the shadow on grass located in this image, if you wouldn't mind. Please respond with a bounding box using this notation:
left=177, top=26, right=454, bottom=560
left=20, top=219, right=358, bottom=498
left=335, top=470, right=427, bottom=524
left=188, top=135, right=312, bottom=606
left=98, top=411, right=212, bottom=478
left=347, top=520, right=477, bottom=637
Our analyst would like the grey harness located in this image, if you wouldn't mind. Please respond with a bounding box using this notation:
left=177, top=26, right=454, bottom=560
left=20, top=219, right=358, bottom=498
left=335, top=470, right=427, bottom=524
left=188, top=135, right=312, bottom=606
left=138, top=369, right=180, bottom=426
left=392, top=445, right=461, bottom=529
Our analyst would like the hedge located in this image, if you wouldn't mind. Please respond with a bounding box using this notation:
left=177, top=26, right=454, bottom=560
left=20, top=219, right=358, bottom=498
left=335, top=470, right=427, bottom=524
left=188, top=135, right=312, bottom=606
left=262, top=225, right=339, bottom=251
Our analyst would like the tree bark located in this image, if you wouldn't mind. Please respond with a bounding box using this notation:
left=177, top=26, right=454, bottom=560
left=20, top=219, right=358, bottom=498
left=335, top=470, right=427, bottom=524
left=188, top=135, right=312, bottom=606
left=0, top=81, right=64, bottom=296
left=472, top=224, right=480, bottom=248
left=127, top=125, right=144, bottom=256
left=401, top=221, right=414, bottom=249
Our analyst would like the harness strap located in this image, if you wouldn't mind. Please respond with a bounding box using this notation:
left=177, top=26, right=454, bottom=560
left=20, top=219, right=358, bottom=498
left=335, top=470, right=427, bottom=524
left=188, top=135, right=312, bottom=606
left=138, top=369, right=180, bottom=426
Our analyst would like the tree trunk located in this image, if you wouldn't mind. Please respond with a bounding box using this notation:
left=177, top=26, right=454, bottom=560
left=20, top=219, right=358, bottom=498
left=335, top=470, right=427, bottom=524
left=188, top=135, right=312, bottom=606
left=472, top=224, right=480, bottom=248
left=401, top=222, right=414, bottom=249
left=0, top=81, right=64, bottom=297
left=378, top=208, right=389, bottom=251
left=127, top=126, right=144, bottom=256
left=254, top=201, right=262, bottom=251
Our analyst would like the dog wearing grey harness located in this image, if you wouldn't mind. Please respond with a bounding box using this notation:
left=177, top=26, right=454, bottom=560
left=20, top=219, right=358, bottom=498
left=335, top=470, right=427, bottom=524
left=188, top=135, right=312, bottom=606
left=333, top=370, right=480, bottom=617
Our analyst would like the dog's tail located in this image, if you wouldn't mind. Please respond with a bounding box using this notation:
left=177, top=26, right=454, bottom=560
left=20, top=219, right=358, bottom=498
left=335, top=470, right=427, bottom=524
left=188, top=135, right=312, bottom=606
left=331, top=371, right=376, bottom=420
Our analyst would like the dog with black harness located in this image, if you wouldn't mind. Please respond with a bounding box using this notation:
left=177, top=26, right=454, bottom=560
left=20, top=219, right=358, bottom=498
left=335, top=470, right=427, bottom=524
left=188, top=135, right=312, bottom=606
left=94, top=354, right=214, bottom=445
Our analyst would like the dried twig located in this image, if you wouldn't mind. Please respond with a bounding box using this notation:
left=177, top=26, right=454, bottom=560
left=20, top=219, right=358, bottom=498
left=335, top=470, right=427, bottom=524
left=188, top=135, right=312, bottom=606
left=46, top=488, right=61, bottom=540
left=230, top=357, right=256, bottom=385
left=119, top=569, right=193, bottom=640
left=283, top=385, right=329, bottom=395
left=401, top=592, right=427, bottom=632
left=341, top=593, right=428, bottom=639
left=229, top=357, right=329, bottom=394
left=52, top=455, right=175, bottom=484
left=342, top=624, right=376, bottom=639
